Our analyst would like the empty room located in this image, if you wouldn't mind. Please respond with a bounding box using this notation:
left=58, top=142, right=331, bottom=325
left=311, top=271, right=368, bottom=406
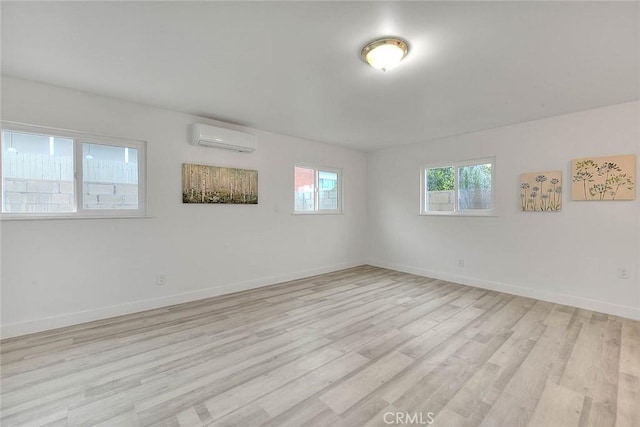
left=1, top=1, right=638, bottom=426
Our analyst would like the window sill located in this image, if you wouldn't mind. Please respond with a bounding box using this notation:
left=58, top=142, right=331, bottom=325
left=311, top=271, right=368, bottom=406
left=1, top=214, right=154, bottom=221
left=292, top=211, right=344, bottom=215
left=419, top=211, right=497, bottom=217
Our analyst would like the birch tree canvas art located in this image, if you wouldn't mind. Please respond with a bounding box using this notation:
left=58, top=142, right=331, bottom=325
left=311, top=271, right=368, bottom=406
left=520, top=171, right=562, bottom=212
left=182, top=163, right=258, bottom=204
left=571, top=154, right=635, bottom=201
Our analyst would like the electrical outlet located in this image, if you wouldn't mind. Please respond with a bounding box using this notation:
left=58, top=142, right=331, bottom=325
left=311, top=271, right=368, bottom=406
left=617, top=267, right=629, bottom=279
left=458, top=259, right=465, bottom=268
left=156, top=274, right=167, bottom=286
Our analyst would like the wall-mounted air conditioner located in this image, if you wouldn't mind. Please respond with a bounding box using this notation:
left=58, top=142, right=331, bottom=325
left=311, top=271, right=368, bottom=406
left=191, top=123, right=256, bottom=153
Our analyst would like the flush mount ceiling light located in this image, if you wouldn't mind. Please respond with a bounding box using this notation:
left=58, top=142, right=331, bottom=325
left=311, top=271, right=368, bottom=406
left=361, top=37, right=409, bottom=72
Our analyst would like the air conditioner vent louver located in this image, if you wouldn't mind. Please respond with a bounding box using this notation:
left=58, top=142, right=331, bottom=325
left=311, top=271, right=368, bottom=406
left=191, top=123, right=256, bottom=153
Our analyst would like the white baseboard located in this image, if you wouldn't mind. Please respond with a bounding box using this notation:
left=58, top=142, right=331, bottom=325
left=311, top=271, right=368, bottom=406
left=368, top=260, right=640, bottom=321
left=1, top=261, right=365, bottom=339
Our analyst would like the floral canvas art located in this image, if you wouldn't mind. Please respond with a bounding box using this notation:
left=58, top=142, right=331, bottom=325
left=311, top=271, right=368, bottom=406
left=520, top=171, right=562, bottom=212
left=571, top=154, right=636, bottom=201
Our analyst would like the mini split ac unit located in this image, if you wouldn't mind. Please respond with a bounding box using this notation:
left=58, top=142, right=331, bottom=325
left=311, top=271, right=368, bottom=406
left=191, top=123, right=257, bottom=153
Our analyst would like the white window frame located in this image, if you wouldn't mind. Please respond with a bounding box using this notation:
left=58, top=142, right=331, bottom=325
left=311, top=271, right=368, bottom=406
left=420, top=157, right=496, bottom=216
left=293, top=163, right=343, bottom=214
left=1, top=122, right=147, bottom=219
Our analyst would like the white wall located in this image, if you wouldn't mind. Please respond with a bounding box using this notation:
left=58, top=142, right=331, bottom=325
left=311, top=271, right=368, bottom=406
left=0, top=76, right=368, bottom=337
left=368, top=102, right=640, bottom=319
left=2, top=77, right=638, bottom=339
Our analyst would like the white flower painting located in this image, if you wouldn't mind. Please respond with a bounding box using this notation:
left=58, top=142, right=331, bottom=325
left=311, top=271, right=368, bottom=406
left=520, top=171, right=562, bottom=212
left=571, top=154, right=636, bottom=201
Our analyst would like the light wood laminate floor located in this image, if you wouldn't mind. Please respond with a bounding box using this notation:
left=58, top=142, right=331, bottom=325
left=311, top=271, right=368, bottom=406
left=1, top=266, right=638, bottom=427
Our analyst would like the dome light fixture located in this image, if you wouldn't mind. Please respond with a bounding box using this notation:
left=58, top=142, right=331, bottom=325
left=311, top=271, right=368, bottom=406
left=7, top=132, right=17, bottom=153
left=361, top=37, right=409, bottom=72
left=85, top=144, right=94, bottom=160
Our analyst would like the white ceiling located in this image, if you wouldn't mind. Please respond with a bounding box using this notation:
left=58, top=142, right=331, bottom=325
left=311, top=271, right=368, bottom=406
left=2, top=1, right=638, bottom=151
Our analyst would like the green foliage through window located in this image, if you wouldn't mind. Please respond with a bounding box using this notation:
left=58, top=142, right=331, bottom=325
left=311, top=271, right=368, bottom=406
left=426, top=167, right=454, bottom=191
left=458, top=164, right=492, bottom=191
left=422, top=158, right=494, bottom=214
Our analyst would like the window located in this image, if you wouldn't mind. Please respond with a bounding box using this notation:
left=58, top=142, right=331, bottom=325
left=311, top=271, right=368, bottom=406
left=294, top=164, right=342, bottom=213
left=1, top=123, right=146, bottom=218
left=421, top=157, right=495, bottom=215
